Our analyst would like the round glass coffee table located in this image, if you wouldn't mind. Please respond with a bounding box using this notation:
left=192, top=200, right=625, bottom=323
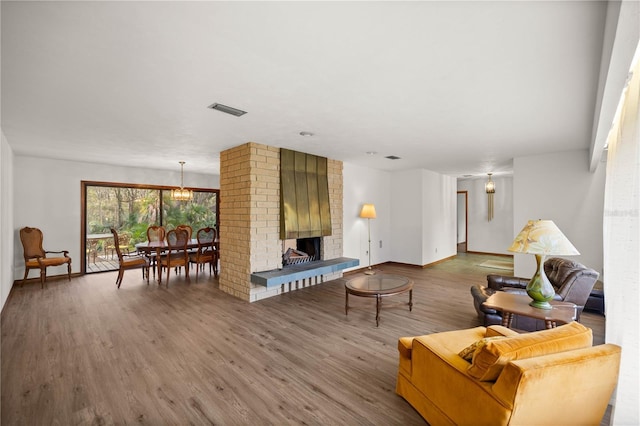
left=345, top=274, right=413, bottom=326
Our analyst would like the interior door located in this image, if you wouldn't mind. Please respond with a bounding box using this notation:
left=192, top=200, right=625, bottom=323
left=456, top=191, right=468, bottom=252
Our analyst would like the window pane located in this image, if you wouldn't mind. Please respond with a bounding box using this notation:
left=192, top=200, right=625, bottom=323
left=86, top=186, right=161, bottom=273
left=85, top=183, right=218, bottom=274
left=162, top=191, right=218, bottom=232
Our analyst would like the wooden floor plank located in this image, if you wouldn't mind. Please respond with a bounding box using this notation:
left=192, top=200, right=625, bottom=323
left=1, top=253, right=605, bottom=425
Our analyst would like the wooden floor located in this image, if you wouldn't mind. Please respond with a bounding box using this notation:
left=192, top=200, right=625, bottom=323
left=1, top=253, right=605, bottom=425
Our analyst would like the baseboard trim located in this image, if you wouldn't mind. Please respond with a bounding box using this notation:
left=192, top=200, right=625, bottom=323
left=421, top=255, right=457, bottom=268
left=466, top=251, right=513, bottom=258
left=343, top=253, right=509, bottom=275
left=12, top=272, right=82, bottom=289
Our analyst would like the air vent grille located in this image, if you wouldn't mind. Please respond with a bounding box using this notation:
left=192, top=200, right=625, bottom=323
left=385, top=155, right=401, bottom=160
left=208, top=103, right=247, bottom=117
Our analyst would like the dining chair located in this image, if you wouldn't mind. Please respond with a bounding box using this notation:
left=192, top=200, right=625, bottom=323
left=176, top=224, right=193, bottom=240
left=145, top=225, right=166, bottom=279
left=189, top=227, right=218, bottom=282
left=175, top=224, right=195, bottom=274
left=159, top=229, right=190, bottom=287
left=19, top=226, right=72, bottom=289
left=110, top=228, right=150, bottom=289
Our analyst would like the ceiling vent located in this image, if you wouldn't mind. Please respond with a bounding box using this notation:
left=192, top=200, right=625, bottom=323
left=207, top=103, right=247, bottom=117
left=385, top=155, right=401, bottom=160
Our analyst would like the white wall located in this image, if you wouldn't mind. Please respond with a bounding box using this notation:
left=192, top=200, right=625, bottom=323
left=390, top=170, right=424, bottom=265
left=421, top=170, right=457, bottom=265
left=456, top=192, right=466, bottom=244
left=512, top=150, right=605, bottom=278
left=344, top=165, right=457, bottom=269
left=342, top=163, right=391, bottom=270
left=457, top=175, right=514, bottom=255
left=1, top=133, right=15, bottom=310
left=390, top=169, right=456, bottom=266
left=12, top=155, right=219, bottom=283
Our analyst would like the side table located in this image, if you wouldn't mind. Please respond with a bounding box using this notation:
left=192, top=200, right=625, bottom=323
left=482, top=291, right=577, bottom=329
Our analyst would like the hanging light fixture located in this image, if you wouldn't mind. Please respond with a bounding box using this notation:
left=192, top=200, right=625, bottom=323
left=171, top=161, right=193, bottom=201
left=485, top=173, right=495, bottom=221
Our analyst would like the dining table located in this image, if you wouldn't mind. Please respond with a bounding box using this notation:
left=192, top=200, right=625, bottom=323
left=135, top=239, right=218, bottom=282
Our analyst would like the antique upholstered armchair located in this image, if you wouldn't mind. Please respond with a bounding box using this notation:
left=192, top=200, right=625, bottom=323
left=19, top=226, right=72, bottom=288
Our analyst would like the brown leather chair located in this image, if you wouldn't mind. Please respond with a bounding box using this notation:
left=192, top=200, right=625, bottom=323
left=471, top=257, right=599, bottom=331
left=20, top=226, right=72, bottom=288
left=110, top=228, right=150, bottom=289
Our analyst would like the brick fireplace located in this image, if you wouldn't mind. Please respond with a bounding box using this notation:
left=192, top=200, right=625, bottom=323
left=218, top=142, right=345, bottom=302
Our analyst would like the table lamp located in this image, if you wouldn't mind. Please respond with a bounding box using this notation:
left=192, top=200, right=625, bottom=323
left=360, top=203, right=377, bottom=275
left=507, top=219, right=579, bottom=309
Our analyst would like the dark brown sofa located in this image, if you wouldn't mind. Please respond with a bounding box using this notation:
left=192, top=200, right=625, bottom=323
left=471, top=257, right=599, bottom=331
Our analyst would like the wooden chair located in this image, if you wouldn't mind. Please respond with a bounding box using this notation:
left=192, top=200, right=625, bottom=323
left=176, top=224, right=192, bottom=240
left=189, top=227, right=218, bottom=282
left=145, top=225, right=166, bottom=279
left=159, top=229, right=189, bottom=287
left=19, top=227, right=72, bottom=289
left=87, top=239, right=98, bottom=264
left=107, top=232, right=130, bottom=259
left=175, top=224, right=194, bottom=274
left=147, top=225, right=166, bottom=242
left=110, top=228, right=150, bottom=289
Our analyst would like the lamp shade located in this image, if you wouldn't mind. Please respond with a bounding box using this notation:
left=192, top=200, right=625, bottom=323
left=508, top=220, right=579, bottom=255
left=359, top=204, right=376, bottom=219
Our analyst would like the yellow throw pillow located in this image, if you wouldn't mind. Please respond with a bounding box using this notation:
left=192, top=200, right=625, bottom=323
left=467, top=321, right=592, bottom=381
left=458, top=336, right=505, bottom=361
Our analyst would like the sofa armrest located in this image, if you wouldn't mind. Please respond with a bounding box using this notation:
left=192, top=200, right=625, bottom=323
left=492, top=344, right=621, bottom=424
left=485, top=325, right=520, bottom=338
left=487, top=274, right=529, bottom=290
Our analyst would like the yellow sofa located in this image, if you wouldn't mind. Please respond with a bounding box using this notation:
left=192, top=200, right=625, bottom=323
left=396, top=322, right=621, bottom=425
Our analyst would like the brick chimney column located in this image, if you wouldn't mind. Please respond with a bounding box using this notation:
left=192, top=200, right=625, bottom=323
left=219, top=142, right=343, bottom=302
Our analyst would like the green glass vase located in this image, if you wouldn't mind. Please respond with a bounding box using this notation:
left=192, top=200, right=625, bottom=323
left=525, top=254, right=555, bottom=309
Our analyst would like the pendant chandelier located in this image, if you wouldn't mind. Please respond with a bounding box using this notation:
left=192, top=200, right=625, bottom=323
left=485, top=173, right=495, bottom=221
left=171, top=161, right=193, bottom=201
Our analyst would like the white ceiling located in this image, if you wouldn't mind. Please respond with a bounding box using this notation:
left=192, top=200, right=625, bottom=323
left=1, top=1, right=609, bottom=177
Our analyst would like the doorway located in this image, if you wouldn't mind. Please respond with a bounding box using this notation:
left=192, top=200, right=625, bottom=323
left=456, top=191, right=468, bottom=253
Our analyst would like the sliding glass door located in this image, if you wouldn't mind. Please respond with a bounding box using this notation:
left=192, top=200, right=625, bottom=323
left=82, top=181, right=218, bottom=273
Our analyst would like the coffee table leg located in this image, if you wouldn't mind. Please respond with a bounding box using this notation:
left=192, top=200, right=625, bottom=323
left=376, top=294, right=381, bottom=327
left=345, top=289, right=349, bottom=316
left=409, top=289, right=413, bottom=311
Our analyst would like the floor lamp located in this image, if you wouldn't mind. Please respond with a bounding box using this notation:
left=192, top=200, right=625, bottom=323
left=360, top=203, right=377, bottom=275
